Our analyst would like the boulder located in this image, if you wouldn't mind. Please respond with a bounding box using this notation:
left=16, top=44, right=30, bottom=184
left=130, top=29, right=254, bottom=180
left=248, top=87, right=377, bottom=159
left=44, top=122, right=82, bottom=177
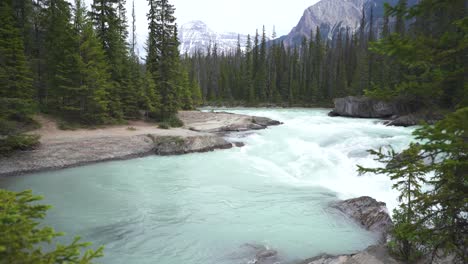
left=252, top=116, right=283, bottom=126
left=332, top=196, right=393, bottom=243
left=233, top=142, right=245, bottom=147
left=330, top=96, right=414, bottom=118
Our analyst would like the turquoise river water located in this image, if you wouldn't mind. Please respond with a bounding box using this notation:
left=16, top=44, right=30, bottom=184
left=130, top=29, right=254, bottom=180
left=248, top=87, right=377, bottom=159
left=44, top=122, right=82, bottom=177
left=0, top=108, right=415, bottom=264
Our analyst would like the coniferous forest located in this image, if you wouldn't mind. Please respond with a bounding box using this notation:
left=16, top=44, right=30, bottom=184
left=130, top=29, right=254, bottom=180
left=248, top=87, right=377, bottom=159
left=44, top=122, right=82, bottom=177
left=187, top=0, right=466, bottom=109
left=0, top=0, right=201, bottom=149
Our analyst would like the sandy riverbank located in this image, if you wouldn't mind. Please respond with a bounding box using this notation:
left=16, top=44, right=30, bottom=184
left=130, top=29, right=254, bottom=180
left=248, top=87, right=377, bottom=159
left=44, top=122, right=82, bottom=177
left=0, top=111, right=281, bottom=176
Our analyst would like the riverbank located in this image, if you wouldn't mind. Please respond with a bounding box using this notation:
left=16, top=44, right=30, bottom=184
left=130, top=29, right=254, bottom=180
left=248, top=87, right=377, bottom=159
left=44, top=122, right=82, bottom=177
left=0, top=111, right=281, bottom=177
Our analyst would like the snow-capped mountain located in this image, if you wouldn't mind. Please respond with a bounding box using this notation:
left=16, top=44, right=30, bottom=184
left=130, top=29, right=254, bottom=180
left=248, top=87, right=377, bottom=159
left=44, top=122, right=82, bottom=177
left=178, top=20, right=248, bottom=55
left=281, top=0, right=416, bottom=46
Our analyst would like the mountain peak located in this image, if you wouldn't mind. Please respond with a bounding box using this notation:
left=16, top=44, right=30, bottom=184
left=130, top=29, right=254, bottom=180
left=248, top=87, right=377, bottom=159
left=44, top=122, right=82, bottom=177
left=281, top=0, right=404, bottom=46
left=178, top=20, right=247, bottom=56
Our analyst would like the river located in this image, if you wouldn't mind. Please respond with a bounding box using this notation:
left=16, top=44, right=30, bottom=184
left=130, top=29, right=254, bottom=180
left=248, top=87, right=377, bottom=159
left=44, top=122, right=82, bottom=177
left=0, top=108, right=415, bottom=264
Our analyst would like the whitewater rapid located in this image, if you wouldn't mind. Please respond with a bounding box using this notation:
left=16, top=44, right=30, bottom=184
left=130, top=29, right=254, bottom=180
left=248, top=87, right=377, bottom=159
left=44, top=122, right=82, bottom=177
left=221, top=108, right=414, bottom=212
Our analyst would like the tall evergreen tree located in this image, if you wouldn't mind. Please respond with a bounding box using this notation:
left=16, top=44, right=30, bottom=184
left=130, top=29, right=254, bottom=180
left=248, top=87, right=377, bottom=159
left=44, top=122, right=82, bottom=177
left=0, top=1, right=34, bottom=125
left=72, top=0, right=114, bottom=123
left=146, top=0, right=181, bottom=119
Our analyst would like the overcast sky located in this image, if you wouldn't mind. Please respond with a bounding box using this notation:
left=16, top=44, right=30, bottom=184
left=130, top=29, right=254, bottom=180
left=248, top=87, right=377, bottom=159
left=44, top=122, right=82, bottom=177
left=81, top=0, right=320, bottom=54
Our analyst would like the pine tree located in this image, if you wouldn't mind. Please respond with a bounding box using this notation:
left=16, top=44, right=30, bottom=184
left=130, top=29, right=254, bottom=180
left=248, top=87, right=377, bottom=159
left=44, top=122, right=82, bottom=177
left=71, top=0, right=114, bottom=124
left=370, top=0, right=466, bottom=107
left=146, top=0, right=181, bottom=119
left=0, top=1, right=34, bottom=124
left=359, top=144, right=428, bottom=260
left=359, top=107, right=468, bottom=262
left=244, top=34, right=254, bottom=103
left=43, top=0, right=78, bottom=112
left=395, top=0, right=407, bottom=36
left=89, top=0, right=131, bottom=120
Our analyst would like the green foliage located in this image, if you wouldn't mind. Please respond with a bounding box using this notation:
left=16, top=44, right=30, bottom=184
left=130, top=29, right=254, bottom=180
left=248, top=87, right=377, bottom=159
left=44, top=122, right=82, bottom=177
left=369, top=0, right=466, bottom=108
left=57, top=120, right=81, bottom=131
left=166, top=115, right=184, bottom=128
left=0, top=189, right=103, bottom=263
left=146, top=0, right=184, bottom=119
left=157, top=115, right=183, bottom=129
left=359, top=107, right=468, bottom=262
left=0, top=134, right=40, bottom=156
left=0, top=2, right=34, bottom=123
left=158, top=122, right=170, bottom=129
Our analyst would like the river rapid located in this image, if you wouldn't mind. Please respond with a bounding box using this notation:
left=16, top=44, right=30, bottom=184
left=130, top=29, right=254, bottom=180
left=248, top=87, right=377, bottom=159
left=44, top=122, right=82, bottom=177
left=0, top=108, right=415, bottom=264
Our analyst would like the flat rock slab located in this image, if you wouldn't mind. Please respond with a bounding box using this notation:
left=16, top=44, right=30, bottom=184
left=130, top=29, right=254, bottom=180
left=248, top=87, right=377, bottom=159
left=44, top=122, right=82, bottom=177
left=179, top=111, right=282, bottom=133
left=0, top=135, right=233, bottom=176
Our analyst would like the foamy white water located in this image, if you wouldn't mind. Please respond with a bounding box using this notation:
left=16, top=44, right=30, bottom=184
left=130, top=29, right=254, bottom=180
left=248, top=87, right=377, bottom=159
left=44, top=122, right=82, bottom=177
left=0, top=108, right=415, bottom=264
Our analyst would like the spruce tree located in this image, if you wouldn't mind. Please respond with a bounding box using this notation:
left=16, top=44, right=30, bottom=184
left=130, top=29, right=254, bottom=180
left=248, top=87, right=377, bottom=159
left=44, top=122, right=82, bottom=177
left=0, top=1, right=34, bottom=124
left=359, top=107, right=468, bottom=262
left=359, top=144, right=428, bottom=260
left=146, top=0, right=181, bottom=119
left=74, top=1, right=114, bottom=124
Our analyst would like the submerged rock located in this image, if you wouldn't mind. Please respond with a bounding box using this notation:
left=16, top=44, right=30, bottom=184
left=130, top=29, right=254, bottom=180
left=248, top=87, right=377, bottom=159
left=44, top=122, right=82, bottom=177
left=227, top=244, right=281, bottom=264
left=332, top=196, right=393, bottom=244
left=255, top=249, right=279, bottom=263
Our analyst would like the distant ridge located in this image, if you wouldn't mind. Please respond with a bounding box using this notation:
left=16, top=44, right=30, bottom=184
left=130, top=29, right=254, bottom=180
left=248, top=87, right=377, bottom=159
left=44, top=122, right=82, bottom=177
left=281, top=0, right=417, bottom=46
left=178, top=20, right=248, bottom=55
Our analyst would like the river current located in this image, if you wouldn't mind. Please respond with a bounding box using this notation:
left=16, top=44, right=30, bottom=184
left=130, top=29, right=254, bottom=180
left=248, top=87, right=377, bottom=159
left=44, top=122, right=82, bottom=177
left=0, top=108, right=415, bottom=264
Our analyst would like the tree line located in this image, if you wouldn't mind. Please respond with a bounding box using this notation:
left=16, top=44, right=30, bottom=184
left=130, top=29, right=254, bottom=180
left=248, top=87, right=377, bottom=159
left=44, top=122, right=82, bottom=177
left=0, top=0, right=202, bottom=153
left=186, top=0, right=465, bottom=110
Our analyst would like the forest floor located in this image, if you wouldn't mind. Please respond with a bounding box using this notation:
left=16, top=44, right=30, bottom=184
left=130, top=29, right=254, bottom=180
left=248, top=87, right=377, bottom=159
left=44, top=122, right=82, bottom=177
left=0, top=110, right=280, bottom=177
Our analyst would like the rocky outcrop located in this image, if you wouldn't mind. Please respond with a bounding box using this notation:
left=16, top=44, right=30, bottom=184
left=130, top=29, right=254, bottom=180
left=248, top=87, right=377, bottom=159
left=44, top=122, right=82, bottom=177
left=326, top=96, right=445, bottom=127
left=153, top=135, right=232, bottom=155
left=384, top=112, right=444, bottom=127
left=297, top=197, right=396, bottom=264
left=299, top=245, right=400, bottom=264
left=0, top=135, right=234, bottom=176
left=332, top=196, right=393, bottom=243
left=328, top=96, right=414, bottom=118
